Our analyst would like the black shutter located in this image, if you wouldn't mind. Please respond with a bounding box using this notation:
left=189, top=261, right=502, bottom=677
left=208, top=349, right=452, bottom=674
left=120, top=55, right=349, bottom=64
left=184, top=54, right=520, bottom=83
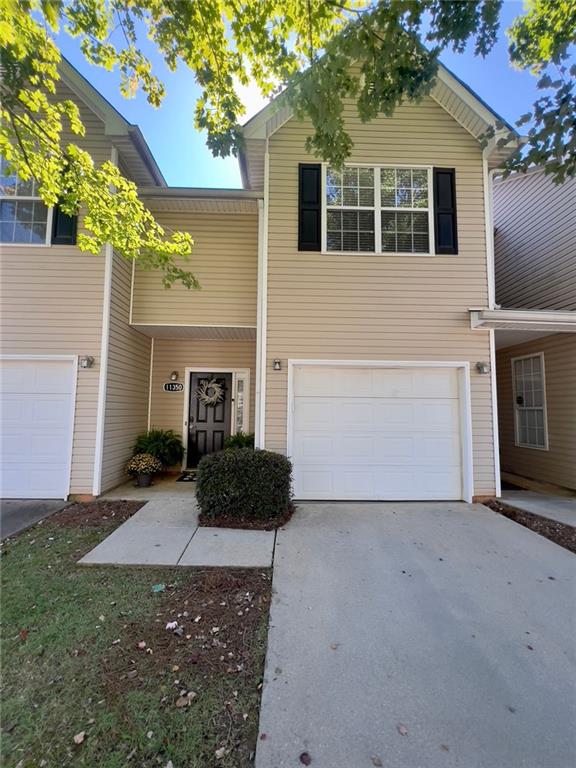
left=433, top=168, right=458, bottom=254
left=51, top=204, right=78, bottom=245
left=298, top=163, right=321, bottom=251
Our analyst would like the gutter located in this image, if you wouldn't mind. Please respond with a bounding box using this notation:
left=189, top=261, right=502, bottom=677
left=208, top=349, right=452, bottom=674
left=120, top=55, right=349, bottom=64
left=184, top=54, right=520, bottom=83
left=470, top=308, right=576, bottom=332
left=128, top=127, right=167, bottom=187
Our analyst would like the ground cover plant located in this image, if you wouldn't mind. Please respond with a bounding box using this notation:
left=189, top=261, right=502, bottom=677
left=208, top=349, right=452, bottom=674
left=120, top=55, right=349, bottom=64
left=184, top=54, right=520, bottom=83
left=1, top=502, right=271, bottom=768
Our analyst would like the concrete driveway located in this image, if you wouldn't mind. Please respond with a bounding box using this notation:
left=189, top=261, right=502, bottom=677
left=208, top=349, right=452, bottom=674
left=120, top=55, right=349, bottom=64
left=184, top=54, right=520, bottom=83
left=256, top=502, right=576, bottom=768
left=0, top=499, right=68, bottom=539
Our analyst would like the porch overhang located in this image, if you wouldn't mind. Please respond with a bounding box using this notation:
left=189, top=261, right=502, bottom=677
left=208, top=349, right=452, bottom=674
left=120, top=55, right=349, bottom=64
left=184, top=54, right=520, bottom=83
left=470, top=308, right=576, bottom=333
left=131, top=324, right=256, bottom=340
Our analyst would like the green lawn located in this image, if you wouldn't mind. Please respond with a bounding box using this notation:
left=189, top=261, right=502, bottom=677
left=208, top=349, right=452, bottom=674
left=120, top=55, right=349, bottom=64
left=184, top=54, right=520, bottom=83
left=1, top=510, right=270, bottom=768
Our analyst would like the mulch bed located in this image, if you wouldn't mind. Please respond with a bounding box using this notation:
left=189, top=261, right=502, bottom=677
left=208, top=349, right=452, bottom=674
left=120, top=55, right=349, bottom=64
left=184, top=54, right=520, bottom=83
left=198, top=503, right=296, bottom=531
left=485, top=498, right=576, bottom=555
left=101, top=568, right=271, bottom=763
left=50, top=500, right=145, bottom=528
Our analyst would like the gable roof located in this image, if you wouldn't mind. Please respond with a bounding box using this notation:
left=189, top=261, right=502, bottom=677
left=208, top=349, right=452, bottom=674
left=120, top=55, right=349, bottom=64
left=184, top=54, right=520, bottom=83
left=59, top=58, right=166, bottom=187
left=240, top=61, right=522, bottom=189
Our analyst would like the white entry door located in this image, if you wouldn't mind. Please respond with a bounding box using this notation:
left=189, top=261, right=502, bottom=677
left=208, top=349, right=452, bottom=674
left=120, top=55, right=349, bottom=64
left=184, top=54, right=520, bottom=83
left=0, top=359, right=77, bottom=499
left=291, top=365, right=465, bottom=500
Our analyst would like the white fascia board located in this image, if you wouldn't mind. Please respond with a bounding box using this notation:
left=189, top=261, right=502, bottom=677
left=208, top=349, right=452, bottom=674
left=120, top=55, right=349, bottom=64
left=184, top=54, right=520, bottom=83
left=241, top=63, right=518, bottom=144
left=59, top=59, right=128, bottom=136
left=470, top=308, right=576, bottom=331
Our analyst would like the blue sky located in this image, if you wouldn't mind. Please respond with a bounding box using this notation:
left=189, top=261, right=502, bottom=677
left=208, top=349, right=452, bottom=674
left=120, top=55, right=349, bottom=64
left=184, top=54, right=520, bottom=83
left=58, top=1, right=539, bottom=189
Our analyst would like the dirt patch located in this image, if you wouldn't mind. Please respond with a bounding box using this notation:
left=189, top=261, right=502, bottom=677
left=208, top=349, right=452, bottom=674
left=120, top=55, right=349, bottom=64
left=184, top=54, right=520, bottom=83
left=101, top=568, right=271, bottom=764
left=485, top=499, right=576, bottom=555
left=199, top=502, right=296, bottom=531
left=50, top=500, right=145, bottom=528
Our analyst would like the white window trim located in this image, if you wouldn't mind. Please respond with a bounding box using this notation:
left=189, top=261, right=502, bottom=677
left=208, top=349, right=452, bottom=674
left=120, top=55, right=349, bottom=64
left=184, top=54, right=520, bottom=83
left=0, top=191, right=54, bottom=247
left=321, top=163, right=435, bottom=257
left=511, top=352, right=549, bottom=451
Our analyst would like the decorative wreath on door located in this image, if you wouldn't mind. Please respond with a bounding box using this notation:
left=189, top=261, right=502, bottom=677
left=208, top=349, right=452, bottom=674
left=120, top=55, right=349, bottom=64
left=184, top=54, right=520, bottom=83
left=195, top=377, right=224, bottom=407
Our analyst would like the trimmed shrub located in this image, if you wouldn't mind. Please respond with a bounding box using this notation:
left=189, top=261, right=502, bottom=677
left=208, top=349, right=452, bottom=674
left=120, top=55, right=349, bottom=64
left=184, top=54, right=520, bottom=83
left=196, top=448, right=292, bottom=521
left=223, top=431, right=255, bottom=449
left=133, top=429, right=184, bottom=468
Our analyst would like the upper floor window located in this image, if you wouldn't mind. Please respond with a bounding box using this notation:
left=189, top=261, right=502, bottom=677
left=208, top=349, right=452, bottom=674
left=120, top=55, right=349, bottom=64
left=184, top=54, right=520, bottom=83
left=512, top=353, right=548, bottom=450
left=0, top=159, right=51, bottom=245
left=324, top=165, right=432, bottom=255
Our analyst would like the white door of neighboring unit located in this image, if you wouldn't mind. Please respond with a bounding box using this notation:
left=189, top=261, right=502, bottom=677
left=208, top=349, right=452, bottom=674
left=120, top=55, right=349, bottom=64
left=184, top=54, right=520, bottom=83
left=291, top=365, right=464, bottom=501
left=0, top=359, right=76, bottom=499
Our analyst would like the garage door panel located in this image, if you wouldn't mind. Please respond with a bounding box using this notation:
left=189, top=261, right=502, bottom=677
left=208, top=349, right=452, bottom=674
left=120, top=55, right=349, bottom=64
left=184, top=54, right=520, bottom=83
left=296, top=466, right=462, bottom=500
left=1, top=361, right=75, bottom=394
left=295, top=398, right=460, bottom=433
left=32, top=396, right=71, bottom=424
left=2, top=393, right=71, bottom=425
left=294, top=366, right=460, bottom=400
left=1, top=360, right=75, bottom=499
left=291, top=366, right=464, bottom=501
left=1, top=466, right=69, bottom=498
left=294, top=432, right=460, bottom=465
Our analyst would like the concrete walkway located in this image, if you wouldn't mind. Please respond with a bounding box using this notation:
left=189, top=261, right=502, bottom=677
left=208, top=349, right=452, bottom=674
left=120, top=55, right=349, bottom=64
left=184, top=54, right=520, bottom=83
left=502, top=490, right=576, bottom=527
left=256, top=502, right=576, bottom=768
left=80, top=483, right=275, bottom=567
left=0, top=499, right=68, bottom=539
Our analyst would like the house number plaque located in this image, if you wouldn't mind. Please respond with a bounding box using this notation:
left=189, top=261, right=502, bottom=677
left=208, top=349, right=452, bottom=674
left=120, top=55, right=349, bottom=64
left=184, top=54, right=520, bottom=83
left=163, top=382, right=184, bottom=392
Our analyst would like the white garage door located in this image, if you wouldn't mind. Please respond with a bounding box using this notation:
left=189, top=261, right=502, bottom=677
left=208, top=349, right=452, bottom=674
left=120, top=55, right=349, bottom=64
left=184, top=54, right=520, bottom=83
left=291, top=365, right=464, bottom=501
left=0, top=359, right=76, bottom=499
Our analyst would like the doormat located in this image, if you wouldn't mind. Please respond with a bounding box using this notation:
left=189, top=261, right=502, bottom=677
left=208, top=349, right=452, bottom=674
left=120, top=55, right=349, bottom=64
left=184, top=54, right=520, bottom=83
left=177, top=471, right=197, bottom=482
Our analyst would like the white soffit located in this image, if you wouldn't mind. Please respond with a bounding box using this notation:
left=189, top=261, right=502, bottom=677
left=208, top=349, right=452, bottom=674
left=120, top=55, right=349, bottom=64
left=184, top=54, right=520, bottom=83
left=138, top=196, right=259, bottom=214
left=494, top=330, right=557, bottom=350
left=132, top=324, right=257, bottom=340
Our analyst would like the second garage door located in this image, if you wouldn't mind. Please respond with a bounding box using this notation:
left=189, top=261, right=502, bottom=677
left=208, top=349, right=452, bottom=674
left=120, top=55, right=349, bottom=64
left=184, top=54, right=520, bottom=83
left=291, top=365, right=465, bottom=501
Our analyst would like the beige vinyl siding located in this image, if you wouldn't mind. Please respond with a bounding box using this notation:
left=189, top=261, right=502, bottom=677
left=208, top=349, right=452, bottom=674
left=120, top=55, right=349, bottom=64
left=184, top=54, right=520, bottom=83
left=497, top=333, right=576, bottom=490
left=149, top=338, right=256, bottom=447
left=0, top=84, right=115, bottom=494
left=264, top=95, right=496, bottom=495
left=494, top=170, right=576, bottom=310
left=0, top=248, right=104, bottom=494
left=100, top=253, right=151, bottom=492
left=131, top=211, right=258, bottom=327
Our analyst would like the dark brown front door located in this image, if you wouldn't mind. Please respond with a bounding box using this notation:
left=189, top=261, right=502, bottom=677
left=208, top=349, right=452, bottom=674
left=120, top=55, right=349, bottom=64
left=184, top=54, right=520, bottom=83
left=186, top=372, right=232, bottom=468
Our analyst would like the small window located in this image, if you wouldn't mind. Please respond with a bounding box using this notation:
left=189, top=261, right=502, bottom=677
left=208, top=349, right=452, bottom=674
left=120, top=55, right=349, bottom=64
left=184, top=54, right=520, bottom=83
left=0, top=159, right=51, bottom=245
left=324, top=165, right=432, bottom=254
left=512, top=353, right=548, bottom=450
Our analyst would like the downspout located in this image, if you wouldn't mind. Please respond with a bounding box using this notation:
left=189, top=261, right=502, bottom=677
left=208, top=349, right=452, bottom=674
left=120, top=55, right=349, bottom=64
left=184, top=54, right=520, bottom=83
left=255, top=141, right=270, bottom=448
left=482, top=152, right=497, bottom=310
left=147, top=337, right=154, bottom=431
left=483, top=149, right=501, bottom=497
left=92, top=146, right=118, bottom=496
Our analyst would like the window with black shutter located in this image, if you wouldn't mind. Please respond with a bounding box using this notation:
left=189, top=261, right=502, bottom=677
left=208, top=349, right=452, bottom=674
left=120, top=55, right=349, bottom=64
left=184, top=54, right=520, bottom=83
left=298, top=163, right=321, bottom=251
left=51, top=204, right=78, bottom=246
left=433, top=168, right=458, bottom=254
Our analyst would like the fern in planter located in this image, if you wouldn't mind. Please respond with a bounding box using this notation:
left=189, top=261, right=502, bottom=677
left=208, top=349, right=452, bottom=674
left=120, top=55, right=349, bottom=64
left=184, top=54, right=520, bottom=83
left=133, top=429, right=184, bottom=469
left=223, top=431, right=255, bottom=449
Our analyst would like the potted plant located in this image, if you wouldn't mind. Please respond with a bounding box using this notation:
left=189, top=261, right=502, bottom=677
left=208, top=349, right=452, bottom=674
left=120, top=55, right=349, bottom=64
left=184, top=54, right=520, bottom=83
left=132, top=429, right=184, bottom=470
left=126, top=453, right=163, bottom=487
